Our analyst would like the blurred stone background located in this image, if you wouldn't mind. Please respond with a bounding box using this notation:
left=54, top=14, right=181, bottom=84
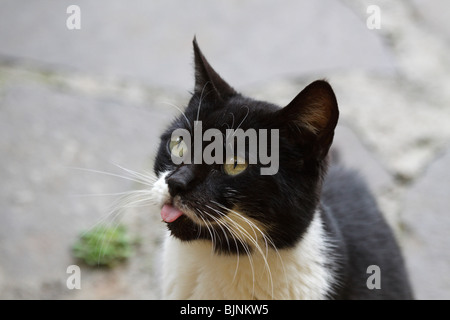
left=0, top=0, right=449, bottom=299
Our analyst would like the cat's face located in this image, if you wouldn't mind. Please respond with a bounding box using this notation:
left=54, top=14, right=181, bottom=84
left=152, top=38, right=338, bottom=254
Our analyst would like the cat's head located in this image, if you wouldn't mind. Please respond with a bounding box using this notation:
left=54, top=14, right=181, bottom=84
left=152, top=38, right=338, bottom=254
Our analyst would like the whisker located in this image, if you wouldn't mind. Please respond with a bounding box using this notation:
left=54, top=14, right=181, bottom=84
left=159, top=101, right=192, bottom=130
left=196, top=209, right=217, bottom=254
left=71, top=189, right=151, bottom=198
left=226, top=112, right=235, bottom=140
left=70, top=162, right=161, bottom=269
left=196, top=82, right=210, bottom=123
left=233, top=105, right=250, bottom=134
left=97, top=208, right=124, bottom=266
left=205, top=204, right=258, bottom=297
left=200, top=209, right=232, bottom=253
left=68, top=166, right=154, bottom=187
left=111, top=163, right=158, bottom=184
left=209, top=201, right=280, bottom=299
left=199, top=205, right=243, bottom=283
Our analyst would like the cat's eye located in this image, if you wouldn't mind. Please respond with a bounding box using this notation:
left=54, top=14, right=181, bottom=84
left=223, top=156, right=248, bottom=176
left=168, top=135, right=188, bottom=159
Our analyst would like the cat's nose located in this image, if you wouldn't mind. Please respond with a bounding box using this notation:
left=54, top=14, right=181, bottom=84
left=166, top=165, right=195, bottom=197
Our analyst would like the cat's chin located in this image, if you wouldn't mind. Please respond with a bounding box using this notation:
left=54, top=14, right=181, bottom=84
left=165, top=214, right=257, bottom=255
left=159, top=196, right=255, bottom=254
left=166, top=216, right=252, bottom=255
left=165, top=214, right=202, bottom=242
left=162, top=199, right=205, bottom=241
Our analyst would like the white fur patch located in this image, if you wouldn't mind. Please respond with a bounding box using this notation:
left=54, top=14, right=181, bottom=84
left=150, top=171, right=170, bottom=207
left=160, top=210, right=335, bottom=300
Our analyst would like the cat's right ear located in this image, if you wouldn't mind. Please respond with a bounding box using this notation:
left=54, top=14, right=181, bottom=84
left=192, top=37, right=237, bottom=103
left=277, top=80, right=339, bottom=160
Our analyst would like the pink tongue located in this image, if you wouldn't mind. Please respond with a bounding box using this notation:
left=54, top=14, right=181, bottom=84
left=161, top=204, right=184, bottom=223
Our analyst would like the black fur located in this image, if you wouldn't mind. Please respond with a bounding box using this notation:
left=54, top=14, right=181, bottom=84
left=153, top=38, right=413, bottom=299
left=321, top=165, right=413, bottom=299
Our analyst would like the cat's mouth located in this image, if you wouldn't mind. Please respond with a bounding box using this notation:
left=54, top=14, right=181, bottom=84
left=160, top=203, right=184, bottom=223
left=160, top=196, right=205, bottom=225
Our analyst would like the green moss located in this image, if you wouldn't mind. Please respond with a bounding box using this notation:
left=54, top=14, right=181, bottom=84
left=72, top=224, right=134, bottom=267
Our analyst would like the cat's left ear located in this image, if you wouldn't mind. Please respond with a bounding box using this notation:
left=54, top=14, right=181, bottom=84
left=277, top=80, right=339, bottom=160
left=192, top=37, right=237, bottom=103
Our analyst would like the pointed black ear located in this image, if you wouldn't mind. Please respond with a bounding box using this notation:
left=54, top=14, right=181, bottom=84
left=192, top=37, right=237, bottom=102
left=278, top=80, right=339, bottom=159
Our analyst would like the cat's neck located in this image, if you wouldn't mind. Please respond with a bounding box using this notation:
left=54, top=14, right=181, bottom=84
left=160, top=209, right=336, bottom=299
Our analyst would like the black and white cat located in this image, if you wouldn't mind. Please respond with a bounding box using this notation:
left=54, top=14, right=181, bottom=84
left=150, top=38, right=413, bottom=299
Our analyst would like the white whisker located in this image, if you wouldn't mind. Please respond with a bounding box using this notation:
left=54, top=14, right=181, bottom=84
left=205, top=204, right=262, bottom=297
left=233, top=106, right=250, bottom=134
left=196, top=211, right=217, bottom=255
left=68, top=166, right=154, bottom=187
left=71, top=163, right=160, bottom=267
left=71, top=189, right=151, bottom=198
left=159, top=101, right=192, bottom=130
left=97, top=208, right=124, bottom=265
left=111, top=163, right=158, bottom=183
left=196, top=82, right=210, bottom=123
left=208, top=201, right=286, bottom=299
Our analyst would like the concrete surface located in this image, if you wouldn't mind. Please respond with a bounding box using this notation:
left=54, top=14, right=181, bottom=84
left=0, top=0, right=449, bottom=299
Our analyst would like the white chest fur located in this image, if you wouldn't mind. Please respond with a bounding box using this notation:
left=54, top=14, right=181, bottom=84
left=160, top=211, right=334, bottom=300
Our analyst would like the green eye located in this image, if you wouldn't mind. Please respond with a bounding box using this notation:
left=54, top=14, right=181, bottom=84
left=223, top=156, right=248, bottom=176
left=169, top=135, right=188, bottom=159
